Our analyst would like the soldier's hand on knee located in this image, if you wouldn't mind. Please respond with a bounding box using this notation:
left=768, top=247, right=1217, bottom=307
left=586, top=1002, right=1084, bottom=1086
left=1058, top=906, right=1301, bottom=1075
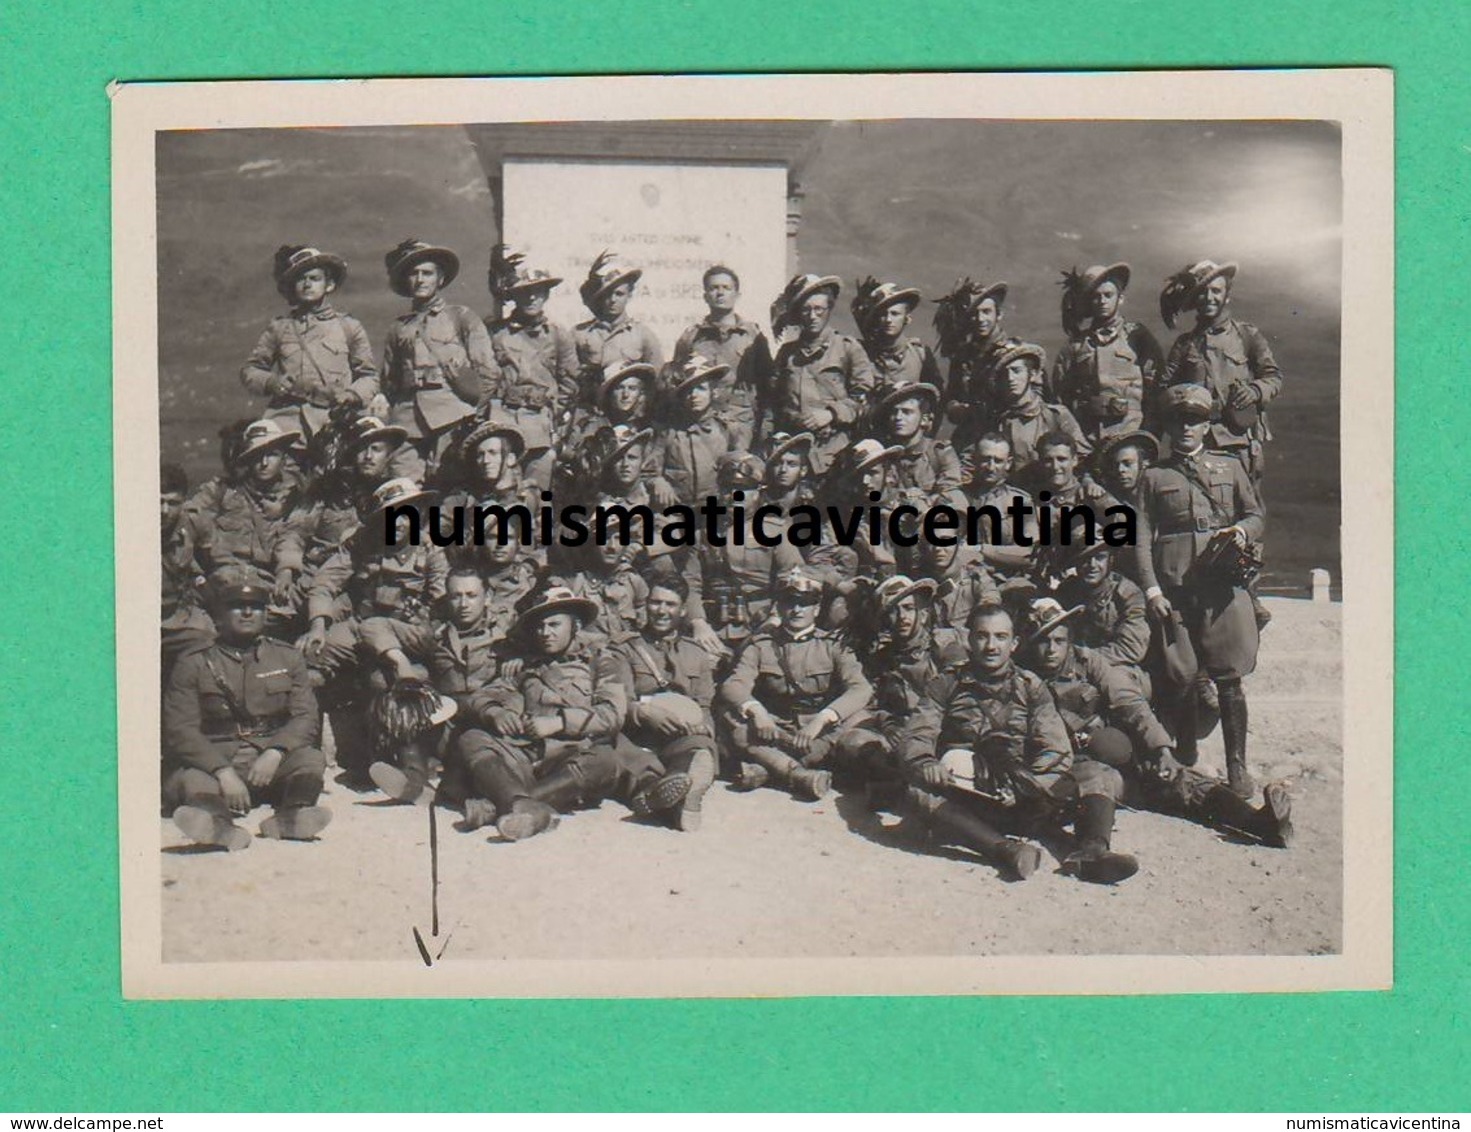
left=303, top=622, right=328, bottom=660
left=747, top=705, right=780, bottom=743
left=245, top=748, right=283, bottom=789
left=216, top=767, right=251, bottom=815
left=528, top=714, right=561, bottom=740
left=1146, top=593, right=1174, bottom=625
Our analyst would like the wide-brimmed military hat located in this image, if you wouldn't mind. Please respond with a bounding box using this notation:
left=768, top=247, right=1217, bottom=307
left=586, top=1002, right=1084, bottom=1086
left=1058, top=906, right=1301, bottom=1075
left=385, top=238, right=461, bottom=297
left=1159, top=259, right=1239, bottom=328
left=1160, top=384, right=1215, bottom=423
left=851, top=276, right=923, bottom=332
left=1058, top=539, right=1116, bottom=570
left=367, top=477, right=435, bottom=518
left=932, top=278, right=1009, bottom=357
left=874, top=380, right=942, bottom=418
left=1023, top=596, right=1084, bottom=645
left=1060, top=262, right=1131, bottom=337
left=775, top=567, right=824, bottom=604
left=763, top=431, right=815, bottom=467
left=991, top=340, right=1047, bottom=377
left=459, top=417, right=527, bottom=460
left=668, top=354, right=730, bottom=397
left=488, top=243, right=562, bottom=300
left=512, top=585, right=600, bottom=635
left=717, top=450, right=765, bottom=489
left=273, top=244, right=347, bottom=297
left=771, top=273, right=842, bottom=332
left=579, top=249, right=643, bottom=309
left=597, top=361, right=658, bottom=408
left=874, top=574, right=939, bottom=611
left=236, top=418, right=302, bottom=461
left=604, top=422, right=654, bottom=466
left=842, top=438, right=905, bottom=478
left=1092, top=428, right=1160, bottom=476
left=337, top=415, right=409, bottom=460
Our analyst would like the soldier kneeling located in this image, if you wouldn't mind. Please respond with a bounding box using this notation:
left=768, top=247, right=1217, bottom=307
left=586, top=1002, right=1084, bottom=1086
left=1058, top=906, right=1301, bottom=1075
left=162, top=576, right=331, bottom=850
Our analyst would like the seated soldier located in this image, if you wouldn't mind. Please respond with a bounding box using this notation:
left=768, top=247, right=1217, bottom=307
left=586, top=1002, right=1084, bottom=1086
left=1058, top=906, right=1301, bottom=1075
left=240, top=245, right=380, bottom=442
left=1020, top=599, right=1291, bottom=848
left=908, top=536, right=1000, bottom=635
left=718, top=569, right=873, bottom=801
left=871, top=380, right=966, bottom=511
left=611, top=574, right=720, bottom=831
left=439, top=419, right=543, bottom=570
left=559, top=363, right=658, bottom=485
left=850, top=276, right=942, bottom=398
left=1053, top=543, right=1151, bottom=672
left=451, top=586, right=691, bottom=840
left=1089, top=429, right=1158, bottom=587
left=900, top=602, right=1137, bottom=884
left=362, top=565, right=507, bottom=804
left=672, top=264, right=770, bottom=450
left=757, top=431, right=817, bottom=515
left=978, top=342, right=1091, bottom=496
left=807, top=438, right=906, bottom=588
left=163, top=576, right=331, bottom=850
left=649, top=355, right=736, bottom=507
left=762, top=273, right=875, bottom=475
left=303, top=478, right=450, bottom=783
left=961, top=432, right=1036, bottom=578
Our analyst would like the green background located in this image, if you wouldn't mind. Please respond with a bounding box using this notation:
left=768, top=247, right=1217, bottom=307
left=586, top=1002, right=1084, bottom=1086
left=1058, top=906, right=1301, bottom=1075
left=0, top=0, right=1458, bottom=1112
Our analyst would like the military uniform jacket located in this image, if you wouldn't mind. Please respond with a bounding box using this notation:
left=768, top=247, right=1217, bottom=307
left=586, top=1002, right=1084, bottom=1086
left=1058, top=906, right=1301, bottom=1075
left=653, top=413, right=734, bottom=504
left=672, top=315, right=770, bottom=444
left=910, top=664, right=1072, bottom=783
left=965, top=482, right=1038, bottom=548
left=689, top=534, right=805, bottom=634
left=944, top=332, right=1008, bottom=417
left=1132, top=449, right=1265, bottom=593
left=869, top=625, right=969, bottom=718
left=382, top=300, right=500, bottom=437
left=487, top=315, right=579, bottom=413
left=479, top=559, right=543, bottom=640
left=924, top=548, right=1001, bottom=632
left=1057, top=571, right=1151, bottom=668
left=764, top=332, right=876, bottom=469
left=183, top=474, right=303, bottom=581
left=718, top=627, right=873, bottom=724
left=164, top=636, right=319, bottom=772
left=1032, top=645, right=1172, bottom=754
left=888, top=434, right=964, bottom=508
left=573, top=316, right=665, bottom=404
left=277, top=479, right=363, bottom=577
left=865, top=336, right=942, bottom=394
left=307, top=534, right=450, bottom=624
left=1164, top=317, right=1283, bottom=450
left=425, top=614, right=504, bottom=707
left=241, top=306, right=380, bottom=435
left=615, top=630, right=718, bottom=708
left=990, top=398, right=1092, bottom=493
left=557, top=566, right=650, bottom=642
left=1048, top=319, right=1163, bottom=441
left=465, top=635, right=628, bottom=747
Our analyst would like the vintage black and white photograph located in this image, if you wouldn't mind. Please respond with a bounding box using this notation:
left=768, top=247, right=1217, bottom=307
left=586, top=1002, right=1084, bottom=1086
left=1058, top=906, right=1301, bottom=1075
left=114, top=71, right=1392, bottom=998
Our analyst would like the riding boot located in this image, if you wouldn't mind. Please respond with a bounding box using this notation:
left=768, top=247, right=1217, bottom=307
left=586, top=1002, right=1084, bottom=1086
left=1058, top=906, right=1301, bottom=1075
left=1194, top=780, right=1293, bottom=847
left=1173, top=684, right=1200, bottom=767
left=745, top=744, right=831, bottom=800
left=1218, top=678, right=1255, bottom=799
left=1063, top=795, right=1139, bottom=884
left=928, top=799, right=1042, bottom=880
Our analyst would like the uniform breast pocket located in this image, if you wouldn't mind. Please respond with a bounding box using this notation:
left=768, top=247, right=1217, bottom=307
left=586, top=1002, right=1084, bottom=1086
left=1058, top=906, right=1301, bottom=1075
left=795, top=663, right=835, bottom=695
left=199, top=690, right=233, bottom=725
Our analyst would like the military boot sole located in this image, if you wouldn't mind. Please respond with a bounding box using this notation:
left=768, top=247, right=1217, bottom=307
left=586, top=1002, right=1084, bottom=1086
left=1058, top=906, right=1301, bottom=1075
left=1262, top=782, right=1294, bottom=848
left=496, top=800, right=559, bottom=842
left=998, top=839, right=1043, bottom=881
left=259, top=805, right=332, bottom=842
left=173, top=805, right=251, bottom=852
left=369, top=762, right=430, bottom=805
left=676, top=749, right=717, bottom=833
left=630, top=772, right=693, bottom=818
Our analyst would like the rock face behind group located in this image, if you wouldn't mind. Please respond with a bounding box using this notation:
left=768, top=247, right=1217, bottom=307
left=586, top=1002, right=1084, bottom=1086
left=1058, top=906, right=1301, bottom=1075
left=161, top=598, right=1344, bottom=971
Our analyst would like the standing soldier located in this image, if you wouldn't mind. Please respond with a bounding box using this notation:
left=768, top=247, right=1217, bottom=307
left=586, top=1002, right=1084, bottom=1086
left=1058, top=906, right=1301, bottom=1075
left=380, top=238, right=499, bottom=473
left=163, top=577, right=331, bottom=850
left=1050, top=263, right=1164, bottom=444
left=1133, top=385, right=1266, bottom=798
left=672, top=265, right=771, bottom=450
left=762, top=273, right=875, bottom=475
left=981, top=343, right=1091, bottom=495
left=573, top=251, right=664, bottom=407
left=1160, top=260, right=1284, bottom=485
left=718, top=569, right=873, bottom=801
left=483, top=245, right=578, bottom=492
left=240, top=245, right=381, bottom=441
left=850, top=276, right=942, bottom=399
left=649, top=355, right=736, bottom=507
left=933, top=278, right=1010, bottom=452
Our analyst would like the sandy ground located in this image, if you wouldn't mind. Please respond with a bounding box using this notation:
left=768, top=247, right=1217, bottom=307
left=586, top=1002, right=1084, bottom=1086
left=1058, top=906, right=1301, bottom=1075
left=161, top=597, right=1342, bottom=963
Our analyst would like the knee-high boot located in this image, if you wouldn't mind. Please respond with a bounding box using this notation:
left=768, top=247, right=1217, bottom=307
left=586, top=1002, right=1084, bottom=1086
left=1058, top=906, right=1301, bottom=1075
left=926, top=798, right=1043, bottom=880
left=1064, top=795, right=1139, bottom=884
left=1192, top=779, right=1293, bottom=847
left=1218, top=678, right=1254, bottom=799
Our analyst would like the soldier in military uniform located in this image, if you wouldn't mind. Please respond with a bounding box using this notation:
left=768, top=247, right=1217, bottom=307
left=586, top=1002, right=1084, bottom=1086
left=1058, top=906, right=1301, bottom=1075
left=573, top=251, right=664, bottom=407
left=1133, top=385, right=1266, bottom=798
left=1160, top=260, right=1284, bottom=485
left=762, top=274, right=875, bottom=475
left=611, top=574, right=720, bottom=831
left=872, top=381, right=966, bottom=511
left=717, top=569, right=873, bottom=801
left=1049, top=263, right=1164, bottom=444
left=439, top=419, right=542, bottom=570
left=901, top=602, right=1138, bottom=884
left=162, top=462, right=212, bottom=677
left=980, top=343, right=1091, bottom=496
left=1031, top=430, right=1117, bottom=552
left=649, top=355, right=736, bottom=507
left=380, top=239, right=500, bottom=474
left=757, top=431, right=816, bottom=515
left=933, top=278, right=1010, bottom=453
left=909, top=538, right=1000, bottom=635
left=163, top=578, right=331, bottom=850
left=806, top=439, right=906, bottom=596
left=483, top=245, right=579, bottom=491
left=1054, top=542, right=1152, bottom=672
left=451, top=587, right=691, bottom=841
left=850, top=277, right=942, bottom=400
left=555, top=538, right=649, bottom=643
left=961, top=431, right=1037, bottom=578
left=559, top=363, right=658, bottom=478
left=240, top=245, right=381, bottom=441
left=1021, top=600, right=1291, bottom=848
left=671, top=264, right=771, bottom=451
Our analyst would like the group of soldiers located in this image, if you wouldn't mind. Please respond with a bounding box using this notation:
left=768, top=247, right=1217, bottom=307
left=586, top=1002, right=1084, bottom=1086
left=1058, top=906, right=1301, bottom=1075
left=160, top=236, right=1293, bottom=883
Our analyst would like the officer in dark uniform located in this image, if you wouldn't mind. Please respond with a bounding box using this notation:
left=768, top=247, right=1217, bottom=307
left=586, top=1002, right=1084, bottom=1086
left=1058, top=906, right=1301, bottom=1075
left=1049, top=263, right=1164, bottom=443
left=163, top=578, right=331, bottom=850
left=1133, top=384, right=1266, bottom=798
left=717, top=569, right=873, bottom=801
left=1160, top=260, right=1284, bottom=484
left=850, top=277, right=942, bottom=399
